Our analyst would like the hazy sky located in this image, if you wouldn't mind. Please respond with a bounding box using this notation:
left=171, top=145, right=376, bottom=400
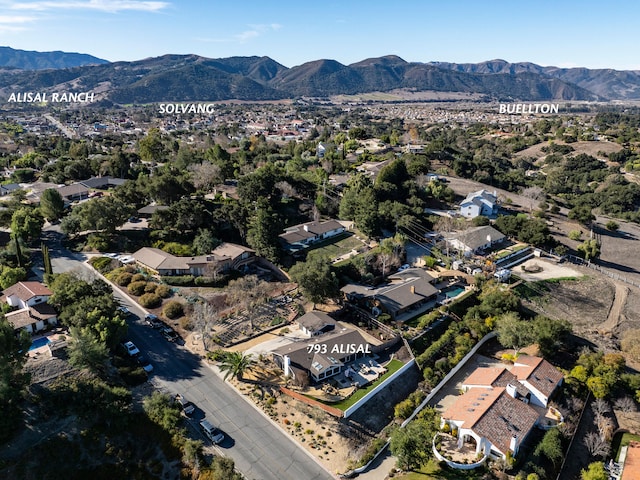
left=1, top=0, right=638, bottom=70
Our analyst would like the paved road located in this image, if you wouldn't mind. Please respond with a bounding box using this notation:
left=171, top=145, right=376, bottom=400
left=39, top=226, right=335, bottom=480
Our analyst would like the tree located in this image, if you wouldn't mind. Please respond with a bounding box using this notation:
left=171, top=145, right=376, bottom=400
left=41, top=242, right=52, bottom=276
left=495, top=312, right=534, bottom=353
left=534, top=428, right=563, bottom=467
left=580, top=462, right=608, bottom=480
left=138, top=128, right=165, bottom=163
left=584, top=432, right=610, bottom=459
left=11, top=207, right=43, bottom=242
left=226, top=275, right=270, bottom=330
left=67, top=327, right=109, bottom=371
left=192, top=229, right=220, bottom=256
left=569, top=205, right=595, bottom=226
left=218, top=351, right=256, bottom=381
left=389, top=417, right=435, bottom=470
left=577, top=239, right=601, bottom=261
left=143, top=391, right=181, bottom=433
left=204, top=456, right=243, bottom=480
left=289, top=256, right=338, bottom=307
left=64, top=196, right=133, bottom=235
left=192, top=299, right=223, bottom=351
left=246, top=200, right=280, bottom=262
left=0, top=316, right=31, bottom=442
left=0, top=266, right=27, bottom=289
left=531, top=316, right=571, bottom=358
left=39, top=188, right=65, bottom=222
left=522, top=186, right=545, bottom=213
left=188, top=162, right=223, bottom=192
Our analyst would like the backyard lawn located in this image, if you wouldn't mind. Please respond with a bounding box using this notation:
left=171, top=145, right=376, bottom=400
left=326, top=359, right=404, bottom=411
left=305, top=232, right=365, bottom=261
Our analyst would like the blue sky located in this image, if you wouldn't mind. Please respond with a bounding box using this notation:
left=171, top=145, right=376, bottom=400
left=0, top=0, right=638, bottom=70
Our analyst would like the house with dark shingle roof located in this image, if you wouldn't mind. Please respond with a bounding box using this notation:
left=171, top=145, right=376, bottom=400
left=445, top=225, right=506, bottom=255
left=296, top=311, right=336, bottom=337
left=441, top=356, right=564, bottom=462
left=342, top=268, right=439, bottom=320
left=272, top=326, right=373, bottom=383
left=279, top=219, right=346, bottom=252
left=459, top=190, right=498, bottom=218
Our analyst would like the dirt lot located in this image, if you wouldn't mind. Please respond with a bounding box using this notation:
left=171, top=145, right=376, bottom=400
left=516, top=258, right=582, bottom=281
left=514, top=139, right=623, bottom=162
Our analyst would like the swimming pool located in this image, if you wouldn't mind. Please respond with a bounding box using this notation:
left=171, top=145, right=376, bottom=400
left=444, top=286, right=465, bottom=298
left=29, top=337, right=51, bottom=351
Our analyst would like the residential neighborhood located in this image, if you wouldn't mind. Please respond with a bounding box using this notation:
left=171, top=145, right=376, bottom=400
left=1, top=46, right=640, bottom=480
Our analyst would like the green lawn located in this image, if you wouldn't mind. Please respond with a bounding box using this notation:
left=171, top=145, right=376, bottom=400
left=305, top=233, right=364, bottom=261
left=613, top=432, right=640, bottom=461
left=396, top=459, right=487, bottom=479
left=324, top=359, right=404, bottom=411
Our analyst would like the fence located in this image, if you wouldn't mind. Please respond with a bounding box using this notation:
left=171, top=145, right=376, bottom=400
left=567, top=254, right=640, bottom=289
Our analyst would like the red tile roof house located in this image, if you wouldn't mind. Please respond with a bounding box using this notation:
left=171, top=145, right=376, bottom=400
left=439, top=356, right=564, bottom=465
left=1, top=281, right=57, bottom=334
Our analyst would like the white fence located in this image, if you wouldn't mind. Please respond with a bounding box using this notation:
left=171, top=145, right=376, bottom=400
left=343, top=358, right=416, bottom=418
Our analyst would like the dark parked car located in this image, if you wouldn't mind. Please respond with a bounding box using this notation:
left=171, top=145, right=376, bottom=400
left=161, top=327, right=179, bottom=342
left=144, top=313, right=162, bottom=328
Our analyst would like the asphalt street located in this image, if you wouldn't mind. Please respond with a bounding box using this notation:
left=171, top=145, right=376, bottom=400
left=39, top=225, right=335, bottom=480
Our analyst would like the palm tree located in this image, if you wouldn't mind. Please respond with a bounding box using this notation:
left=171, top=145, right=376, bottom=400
left=219, top=351, right=256, bottom=381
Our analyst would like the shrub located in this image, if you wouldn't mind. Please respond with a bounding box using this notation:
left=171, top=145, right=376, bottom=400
left=144, top=283, right=158, bottom=293
left=115, top=272, right=134, bottom=286
left=128, top=281, right=147, bottom=296
left=160, top=275, right=195, bottom=286
left=163, top=300, right=184, bottom=319
left=606, top=220, right=619, bottom=231
left=131, top=273, right=146, bottom=283
left=155, top=284, right=172, bottom=298
left=139, top=293, right=162, bottom=308
left=569, top=230, right=583, bottom=241
left=194, top=276, right=217, bottom=287
left=87, top=233, right=110, bottom=252
left=179, top=316, right=193, bottom=330
left=90, top=256, right=115, bottom=273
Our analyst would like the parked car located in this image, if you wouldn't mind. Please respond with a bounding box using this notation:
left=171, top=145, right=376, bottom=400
left=175, top=394, right=195, bottom=416
left=161, top=327, right=179, bottom=342
left=199, top=419, right=224, bottom=444
left=144, top=313, right=162, bottom=328
left=118, top=305, right=131, bottom=316
left=123, top=341, right=139, bottom=356
left=136, top=354, right=153, bottom=373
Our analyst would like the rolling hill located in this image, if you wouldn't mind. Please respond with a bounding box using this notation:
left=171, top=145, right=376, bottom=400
left=2, top=51, right=637, bottom=103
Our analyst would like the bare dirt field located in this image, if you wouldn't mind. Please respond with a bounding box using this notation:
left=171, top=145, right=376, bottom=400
left=516, top=258, right=582, bottom=281
left=514, top=139, right=623, bottom=162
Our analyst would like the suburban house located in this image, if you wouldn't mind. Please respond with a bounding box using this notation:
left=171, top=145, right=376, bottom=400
left=445, top=225, right=506, bottom=255
left=279, top=219, right=346, bottom=252
left=272, top=326, right=374, bottom=384
left=459, top=190, right=498, bottom=218
left=441, top=386, right=539, bottom=461
left=133, top=242, right=255, bottom=276
left=441, top=356, right=564, bottom=461
left=137, top=204, right=170, bottom=219
left=1, top=281, right=57, bottom=334
left=0, top=183, right=21, bottom=196
left=297, top=311, right=336, bottom=337
left=510, top=355, right=565, bottom=407
left=342, top=268, right=439, bottom=321
left=54, top=176, right=127, bottom=203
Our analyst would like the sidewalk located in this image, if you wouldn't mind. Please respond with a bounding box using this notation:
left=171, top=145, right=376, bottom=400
left=353, top=448, right=395, bottom=480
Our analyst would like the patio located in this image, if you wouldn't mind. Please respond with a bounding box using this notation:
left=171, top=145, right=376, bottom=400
left=333, top=357, right=387, bottom=389
left=434, top=432, right=483, bottom=466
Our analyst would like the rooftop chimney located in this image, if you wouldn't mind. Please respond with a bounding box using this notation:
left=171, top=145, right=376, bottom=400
left=510, top=434, right=518, bottom=453
left=410, top=285, right=415, bottom=294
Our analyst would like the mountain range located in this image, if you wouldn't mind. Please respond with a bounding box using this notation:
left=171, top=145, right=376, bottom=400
left=1, top=47, right=639, bottom=103
left=0, top=46, right=108, bottom=70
